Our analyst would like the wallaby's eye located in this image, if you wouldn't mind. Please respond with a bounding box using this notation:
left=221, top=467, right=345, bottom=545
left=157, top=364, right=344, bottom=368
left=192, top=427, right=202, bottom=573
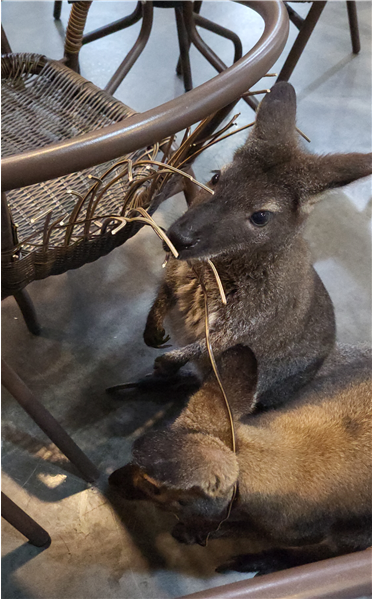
left=211, top=171, right=220, bottom=185
left=250, top=211, right=272, bottom=227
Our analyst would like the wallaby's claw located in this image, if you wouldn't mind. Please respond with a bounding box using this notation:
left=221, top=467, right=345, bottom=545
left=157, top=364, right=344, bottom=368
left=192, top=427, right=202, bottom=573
left=143, top=325, right=171, bottom=349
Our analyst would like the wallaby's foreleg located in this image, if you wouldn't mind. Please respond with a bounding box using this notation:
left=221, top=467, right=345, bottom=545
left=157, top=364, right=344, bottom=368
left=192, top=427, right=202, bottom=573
left=153, top=325, right=251, bottom=376
left=144, top=281, right=175, bottom=348
left=153, top=340, right=207, bottom=376
left=153, top=326, right=241, bottom=376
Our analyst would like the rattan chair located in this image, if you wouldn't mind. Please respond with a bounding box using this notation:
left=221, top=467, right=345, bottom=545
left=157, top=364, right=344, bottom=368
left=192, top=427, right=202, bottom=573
left=1, top=0, right=288, bottom=484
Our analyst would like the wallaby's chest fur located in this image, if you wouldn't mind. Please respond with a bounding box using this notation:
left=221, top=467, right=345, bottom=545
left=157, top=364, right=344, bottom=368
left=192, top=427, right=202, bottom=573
left=167, top=241, right=313, bottom=347
left=164, top=236, right=334, bottom=396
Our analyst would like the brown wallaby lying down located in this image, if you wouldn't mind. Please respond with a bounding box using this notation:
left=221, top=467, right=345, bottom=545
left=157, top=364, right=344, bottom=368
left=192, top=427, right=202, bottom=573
left=109, top=344, right=372, bottom=575
left=144, top=82, right=372, bottom=408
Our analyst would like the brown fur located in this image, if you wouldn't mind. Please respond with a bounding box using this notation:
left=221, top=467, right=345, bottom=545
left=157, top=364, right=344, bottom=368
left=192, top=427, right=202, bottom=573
left=109, top=345, right=372, bottom=574
left=144, top=82, right=372, bottom=409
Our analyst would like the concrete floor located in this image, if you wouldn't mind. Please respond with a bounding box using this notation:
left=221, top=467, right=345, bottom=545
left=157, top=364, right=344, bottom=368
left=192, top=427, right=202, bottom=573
left=2, top=2, right=371, bottom=598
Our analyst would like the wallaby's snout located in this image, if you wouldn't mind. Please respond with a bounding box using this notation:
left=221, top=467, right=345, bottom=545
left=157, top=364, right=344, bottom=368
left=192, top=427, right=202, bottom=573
left=167, top=213, right=200, bottom=254
left=167, top=200, right=219, bottom=258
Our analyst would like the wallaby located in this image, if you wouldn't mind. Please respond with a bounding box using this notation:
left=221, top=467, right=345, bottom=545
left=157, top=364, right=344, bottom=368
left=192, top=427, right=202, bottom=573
left=109, top=344, right=372, bottom=574
left=144, top=82, right=372, bottom=408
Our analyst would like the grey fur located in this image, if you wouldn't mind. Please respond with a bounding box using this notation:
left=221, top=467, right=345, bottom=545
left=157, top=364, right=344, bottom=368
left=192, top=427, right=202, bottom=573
left=145, top=82, right=372, bottom=407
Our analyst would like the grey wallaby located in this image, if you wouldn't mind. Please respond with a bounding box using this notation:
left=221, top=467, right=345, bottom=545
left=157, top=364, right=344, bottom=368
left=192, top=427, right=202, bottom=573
left=144, top=82, right=372, bottom=408
left=109, top=344, right=372, bottom=574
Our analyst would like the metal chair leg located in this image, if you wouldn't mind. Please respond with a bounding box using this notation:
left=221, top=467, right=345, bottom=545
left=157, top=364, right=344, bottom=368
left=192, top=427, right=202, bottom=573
left=1, top=359, right=100, bottom=483
left=13, top=289, right=41, bottom=336
left=193, top=13, right=243, bottom=63
left=277, top=1, right=327, bottom=82
left=82, top=2, right=142, bottom=45
left=175, top=6, right=193, bottom=92
left=1, top=25, right=12, bottom=54
left=53, top=1, right=62, bottom=21
left=182, top=2, right=257, bottom=112
left=1, top=493, right=51, bottom=547
left=346, top=1, right=361, bottom=54
left=176, top=1, right=202, bottom=75
left=105, top=2, right=153, bottom=95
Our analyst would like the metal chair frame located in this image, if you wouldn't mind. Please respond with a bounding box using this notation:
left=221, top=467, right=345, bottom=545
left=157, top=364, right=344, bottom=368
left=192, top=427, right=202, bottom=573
left=1, top=492, right=51, bottom=547
left=277, top=1, right=360, bottom=82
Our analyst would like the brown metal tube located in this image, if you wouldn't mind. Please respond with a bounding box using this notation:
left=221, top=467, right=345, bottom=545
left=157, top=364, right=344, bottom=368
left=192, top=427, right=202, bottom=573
left=1, top=359, right=100, bottom=483
left=1, top=492, right=51, bottom=547
left=1, top=1, right=289, bottom=192
left=194, top=13, right=243, bottom=64
left=346, top=1, right=361, bottom=54
left=105, top=2, right=153, bottom=95
left=284, top=2, right=304, bottom=31
left=277, top=1, right=327, bottom=82
left=1, top=25, right=12, bottom=54
left=177, top=548, right=372, bottom=599
left=82, top=2, right=142, bottom=45
left=175, top=5, right=193, bottom=92
left=13, top=289, right=41, bottom=335
left=53, top=1, right=62, bottom=21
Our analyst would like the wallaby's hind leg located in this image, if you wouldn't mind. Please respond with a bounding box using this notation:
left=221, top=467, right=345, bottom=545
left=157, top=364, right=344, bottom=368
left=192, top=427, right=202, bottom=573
left=144, top=281, right=175, bottom=348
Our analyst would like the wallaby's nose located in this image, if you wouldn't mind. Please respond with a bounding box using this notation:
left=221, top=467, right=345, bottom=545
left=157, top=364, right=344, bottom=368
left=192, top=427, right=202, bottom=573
left=166, top=221, right=198, bottom=253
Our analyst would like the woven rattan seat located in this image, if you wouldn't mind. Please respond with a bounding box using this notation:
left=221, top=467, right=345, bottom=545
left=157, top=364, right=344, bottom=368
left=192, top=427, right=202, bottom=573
left=1, top=54, right=167, bottom=298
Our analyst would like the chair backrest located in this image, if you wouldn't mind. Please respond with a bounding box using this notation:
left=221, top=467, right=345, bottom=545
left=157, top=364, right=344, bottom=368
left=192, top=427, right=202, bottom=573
left=1, top=1, right=289, bottom=192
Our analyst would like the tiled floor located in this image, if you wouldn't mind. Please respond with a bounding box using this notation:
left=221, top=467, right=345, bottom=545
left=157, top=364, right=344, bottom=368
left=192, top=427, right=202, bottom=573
left=1, top=2, right=371, bottom=598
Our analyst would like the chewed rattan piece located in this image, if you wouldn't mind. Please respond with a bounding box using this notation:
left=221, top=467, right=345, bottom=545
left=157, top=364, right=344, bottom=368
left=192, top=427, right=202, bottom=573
left=1, top=53, right=260, bottom=299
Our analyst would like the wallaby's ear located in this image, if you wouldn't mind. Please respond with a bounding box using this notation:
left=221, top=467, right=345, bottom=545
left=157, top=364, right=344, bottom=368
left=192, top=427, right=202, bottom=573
left=302, top=153, right=372, bottom=200
left=299, top=152, right=372, bottom=213
left=251, top=82, right=297, bottom=146
left=133, top=430, right=238, bottom=497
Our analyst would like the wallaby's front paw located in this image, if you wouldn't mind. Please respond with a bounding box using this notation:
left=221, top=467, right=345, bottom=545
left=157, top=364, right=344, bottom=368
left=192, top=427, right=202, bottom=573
left=143, top=324, right=170, bottom=348
left=216, top=550, right=288, bottom=575
left=154, top=353, right=183, bottom=377
left=172, top=522, right=208, bottom=546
